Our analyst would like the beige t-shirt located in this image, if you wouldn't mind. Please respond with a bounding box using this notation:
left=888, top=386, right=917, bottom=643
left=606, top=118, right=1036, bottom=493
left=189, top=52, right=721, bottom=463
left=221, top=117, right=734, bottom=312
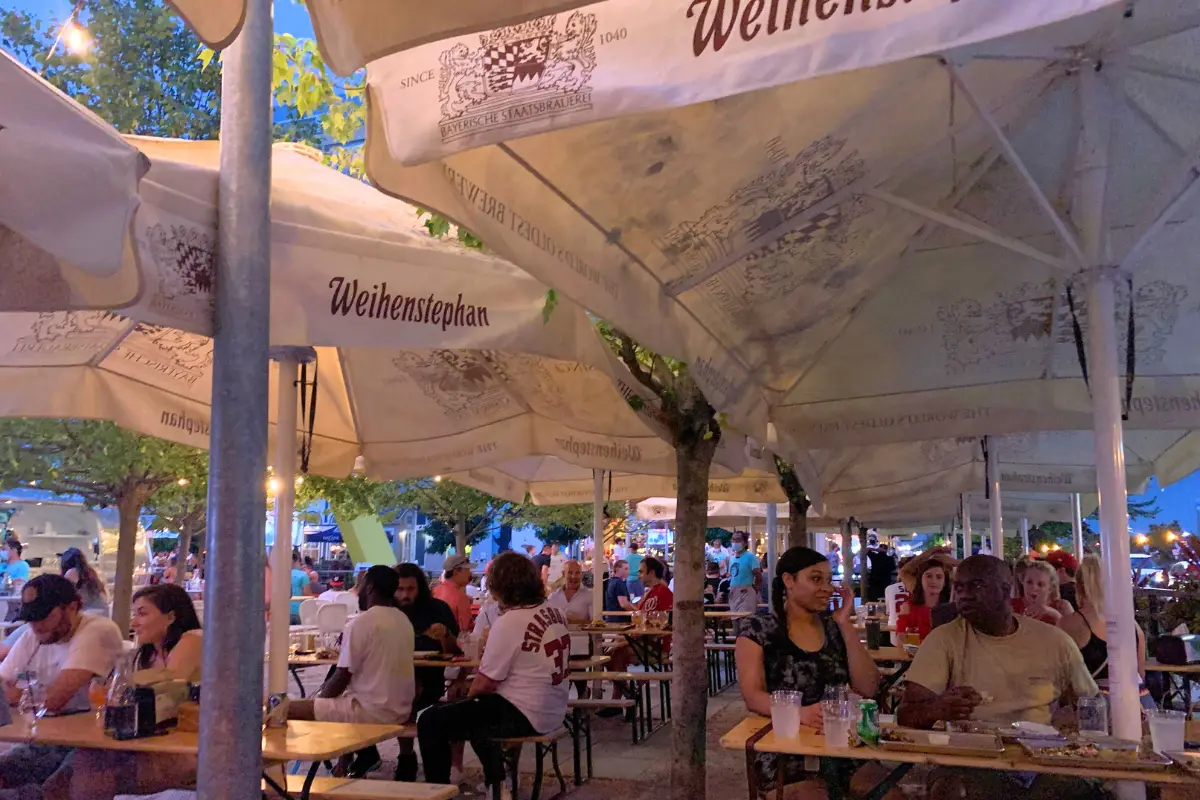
left=905, top=616, right=1098, bottom=725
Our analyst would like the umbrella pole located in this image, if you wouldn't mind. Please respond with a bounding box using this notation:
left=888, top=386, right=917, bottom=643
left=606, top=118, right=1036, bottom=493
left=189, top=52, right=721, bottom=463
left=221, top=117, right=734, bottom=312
left=1078, top=61, right=1141, bottom=757
left=268, top=349, right=314, bottom=695
left=961, top=494, right=972, bottom=557
left=1020, top=518, right=1030, bottom=555
left=765, top=503, right=778, bottom=608
left=592, top=469, right=604, bottom=622
left=198, top=0, right=273, bottom=796
left=1071, top=493, right=1085, bottom=556
left=985, top=437, right=1002, bottom=555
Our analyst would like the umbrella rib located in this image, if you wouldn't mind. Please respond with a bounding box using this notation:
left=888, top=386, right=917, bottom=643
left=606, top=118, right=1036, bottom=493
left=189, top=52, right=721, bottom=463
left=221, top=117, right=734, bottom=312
left=493, top=142, right=763, bottom=396
left=88, top=319, right=138, bottom=367
left=1126, top=54, right=1200, bottom=86
left=1117, top=78, right=1188, bottom=157
left=669, top=64, right=1064, bottom=299
left=943, top=61, right=1087, bottom=269
left=864, top=189, right=1070, bottom=271
left=1119, top=138, right=1200, bottom=272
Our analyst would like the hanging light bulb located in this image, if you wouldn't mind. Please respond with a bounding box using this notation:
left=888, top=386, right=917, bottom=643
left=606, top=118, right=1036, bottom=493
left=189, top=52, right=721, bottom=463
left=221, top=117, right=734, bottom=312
left=266, top=476, right=281, bottom=497
left=433, top=475, right=443, bottom=483
left=177, top=478, right=189, bottom=487
left=294, top=475, right=304, bottom=487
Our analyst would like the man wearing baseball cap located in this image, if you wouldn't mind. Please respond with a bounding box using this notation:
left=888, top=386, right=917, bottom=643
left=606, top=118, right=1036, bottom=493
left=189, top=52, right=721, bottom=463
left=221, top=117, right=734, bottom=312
left=0, top=575, right=123, bottom=794
left=433, top=555, right=475, bottom=634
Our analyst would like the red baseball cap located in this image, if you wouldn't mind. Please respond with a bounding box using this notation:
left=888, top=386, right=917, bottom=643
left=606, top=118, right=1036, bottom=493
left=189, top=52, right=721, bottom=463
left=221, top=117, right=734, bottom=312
left=1043, top=550, right=1079, bottom=573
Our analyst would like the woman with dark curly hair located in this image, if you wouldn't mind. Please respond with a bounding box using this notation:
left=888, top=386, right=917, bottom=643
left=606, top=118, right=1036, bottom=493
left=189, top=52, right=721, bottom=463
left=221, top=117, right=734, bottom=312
left=418, top=552, right=571, bottom=797
left=59, top=547, right=108, bottom=615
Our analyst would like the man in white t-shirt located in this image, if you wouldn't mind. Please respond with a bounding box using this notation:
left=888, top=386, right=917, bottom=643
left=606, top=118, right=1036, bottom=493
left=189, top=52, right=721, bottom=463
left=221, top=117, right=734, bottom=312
left=0, top=575, right=124, bottom=792
left=290, top=566, right=414, bottom=733
left=418, top=552, right=571, bottom=797
left=548, top=560, right=594, bottom=656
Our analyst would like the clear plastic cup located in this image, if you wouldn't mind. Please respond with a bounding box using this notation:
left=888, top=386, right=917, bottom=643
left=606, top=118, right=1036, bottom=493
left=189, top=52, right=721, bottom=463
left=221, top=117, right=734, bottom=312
left=1077, top=695, right=1108, bottom=738
left=1147, top=709, right=1186, bottom=753
left=822, top=699, right=854, bottom=749
left=770, top=690, right=803, bottom=739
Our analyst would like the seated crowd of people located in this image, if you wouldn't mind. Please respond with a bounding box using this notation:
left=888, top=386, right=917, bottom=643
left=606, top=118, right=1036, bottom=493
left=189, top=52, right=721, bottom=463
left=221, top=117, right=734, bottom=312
left=735, top=545, right=1147, bottom=800
left=0, top=549, right=600, bottom=799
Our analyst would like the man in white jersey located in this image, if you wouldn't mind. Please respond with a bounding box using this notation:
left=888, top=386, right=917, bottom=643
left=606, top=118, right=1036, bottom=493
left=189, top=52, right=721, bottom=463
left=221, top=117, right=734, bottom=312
left=419, top=553, right=571, bottom=798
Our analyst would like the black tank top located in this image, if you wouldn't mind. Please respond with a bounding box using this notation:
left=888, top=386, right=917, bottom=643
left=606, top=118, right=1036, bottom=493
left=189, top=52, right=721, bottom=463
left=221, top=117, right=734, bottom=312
left=1079, top=623, right=1109, bottom=680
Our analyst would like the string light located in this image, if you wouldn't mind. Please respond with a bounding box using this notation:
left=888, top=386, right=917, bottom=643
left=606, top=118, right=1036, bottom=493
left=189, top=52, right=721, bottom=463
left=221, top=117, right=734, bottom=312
left=176, top=478, right=190, bottom=487
left=266, top=476, right=282, bottom=497
left=1165, top=532, right=1179, bottom=542
left=433, top=475, right=443, bottom=483
left=1134, top=534, right=1149, bottom=546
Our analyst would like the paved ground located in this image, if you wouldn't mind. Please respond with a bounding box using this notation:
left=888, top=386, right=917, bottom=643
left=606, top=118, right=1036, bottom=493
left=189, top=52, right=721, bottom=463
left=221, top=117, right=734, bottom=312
left=289, top=664, right=753, bottom=798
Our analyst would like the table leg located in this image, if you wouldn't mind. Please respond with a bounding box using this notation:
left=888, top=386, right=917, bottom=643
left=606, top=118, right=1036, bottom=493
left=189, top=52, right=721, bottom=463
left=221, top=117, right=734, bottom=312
left=262, top=768, right=294, bottom=799
left=743, top=722, right=772, bottom=800
left=300, top=761, right=321, bottom=800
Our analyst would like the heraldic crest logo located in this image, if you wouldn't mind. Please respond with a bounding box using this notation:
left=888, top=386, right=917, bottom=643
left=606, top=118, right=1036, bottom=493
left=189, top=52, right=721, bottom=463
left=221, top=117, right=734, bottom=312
left=438, top=12, right=598, bottom=143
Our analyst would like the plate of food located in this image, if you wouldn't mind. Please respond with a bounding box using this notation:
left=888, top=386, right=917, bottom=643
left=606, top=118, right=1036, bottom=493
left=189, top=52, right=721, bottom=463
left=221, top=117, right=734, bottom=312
left=1018, top=738, right=1172, bottom=770
left=951, top=720, right=1066, bottom=742
left=879, top=727, right=1004, bottom=758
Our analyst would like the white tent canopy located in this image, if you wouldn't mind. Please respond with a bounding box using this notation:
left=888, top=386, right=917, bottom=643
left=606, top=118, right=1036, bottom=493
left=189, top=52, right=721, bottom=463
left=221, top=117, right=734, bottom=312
left=806, top=430, right=1200, bottom=518
left=446, top=450, right=776, bottom=504
left=364, top=3, right=1200, bottom=451
left=0, top=137, right=706, bottom=483
left=0, top=49, right=146, bottom=292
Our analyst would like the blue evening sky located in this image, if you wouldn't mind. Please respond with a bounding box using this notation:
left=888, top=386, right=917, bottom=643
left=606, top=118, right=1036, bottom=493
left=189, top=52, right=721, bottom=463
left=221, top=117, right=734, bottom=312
left=7, top=2, right=1200, bottom=532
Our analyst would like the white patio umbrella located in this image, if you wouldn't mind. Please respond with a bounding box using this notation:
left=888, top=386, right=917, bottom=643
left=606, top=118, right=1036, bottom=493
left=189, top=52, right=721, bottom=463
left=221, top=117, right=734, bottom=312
left=806, top=430, right=1200, bottom=520
left=166, top=0, right=604, bottom=73
left=0, top=48, right=147, bottom=291
left=361, top=3, right=1200, bottom=747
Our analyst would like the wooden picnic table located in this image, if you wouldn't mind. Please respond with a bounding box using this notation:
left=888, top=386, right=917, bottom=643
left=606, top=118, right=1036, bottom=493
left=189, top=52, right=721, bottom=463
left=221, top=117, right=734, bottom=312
left=0, top=715, right=412, bottom=800
left=1146, top=659, right=1200, bottom=718
left=868, top=647, right=912, bottom=663
left=721, top=715, right=1200, bottom=800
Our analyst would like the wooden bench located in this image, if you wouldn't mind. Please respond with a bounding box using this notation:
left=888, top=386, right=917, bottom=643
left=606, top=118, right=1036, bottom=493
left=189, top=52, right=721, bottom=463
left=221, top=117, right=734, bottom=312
left=493, top=728, right=569, bottom=800
left=566, top=698, right=636, bottom=781
left=705, top=642, right=737, bottom=695
left=569, top=672, right=673, bottom=743
left=265, top=775, right=456, bottom=799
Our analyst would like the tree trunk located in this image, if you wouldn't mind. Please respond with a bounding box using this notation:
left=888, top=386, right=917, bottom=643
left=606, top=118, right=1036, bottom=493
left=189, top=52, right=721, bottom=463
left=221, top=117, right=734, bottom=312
left=670, top=433, right=718, bottom=800
left=174, top=518, right=193, bottom=586
left=454, top=514, right=467, bottom=556
left=112, top=489, right=147, bottom=634
left=789, top=500, right=808, bottom=551
left=858, top=525, right=870, bottom=602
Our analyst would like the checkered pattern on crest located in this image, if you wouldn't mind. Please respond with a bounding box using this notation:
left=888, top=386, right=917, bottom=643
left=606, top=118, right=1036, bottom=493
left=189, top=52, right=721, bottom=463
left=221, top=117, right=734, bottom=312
left=485, top=43, right=521, bottom=92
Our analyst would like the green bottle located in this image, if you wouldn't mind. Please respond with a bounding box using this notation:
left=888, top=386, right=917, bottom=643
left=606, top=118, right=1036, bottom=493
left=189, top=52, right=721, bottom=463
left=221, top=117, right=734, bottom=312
left=857, top=699, right=880, bottom=746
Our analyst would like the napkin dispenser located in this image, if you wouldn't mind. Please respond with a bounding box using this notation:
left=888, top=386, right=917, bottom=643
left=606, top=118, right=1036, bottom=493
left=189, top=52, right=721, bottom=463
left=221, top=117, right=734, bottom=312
left=1154, top=634, right=1200, bottom=665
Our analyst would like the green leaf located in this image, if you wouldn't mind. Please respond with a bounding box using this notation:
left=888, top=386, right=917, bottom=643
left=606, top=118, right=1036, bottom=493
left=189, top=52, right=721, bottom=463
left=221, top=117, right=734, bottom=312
left=542, top=289, right=558, bottom=325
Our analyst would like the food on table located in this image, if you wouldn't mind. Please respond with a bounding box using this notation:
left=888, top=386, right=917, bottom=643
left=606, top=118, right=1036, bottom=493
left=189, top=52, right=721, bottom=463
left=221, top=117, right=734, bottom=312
left=314, top=647, right=338, bottom=660
left=1038, top=742, right=1138, bottom=762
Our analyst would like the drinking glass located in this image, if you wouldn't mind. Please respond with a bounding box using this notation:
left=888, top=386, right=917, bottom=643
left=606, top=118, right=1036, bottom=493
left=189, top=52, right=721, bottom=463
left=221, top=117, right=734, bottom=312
left=89, top=678, right=108, bottom=724
left=1147, top=709, right=1186, bottom=753
left=770, top=690, right=803, bottom=739
left=1077, top=695, right=1108, bottom=738
left=822, top=699, right=854, bottom=749
left=823, top=684, right=849, bottom=704
left=631, top=610, right=645, bottom=629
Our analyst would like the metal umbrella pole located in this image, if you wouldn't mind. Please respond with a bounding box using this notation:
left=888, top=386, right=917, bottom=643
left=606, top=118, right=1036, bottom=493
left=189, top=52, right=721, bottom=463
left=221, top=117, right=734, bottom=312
left=1071, top=493, right=1085, bottom=556
left=1078, top=61, right=1141, bottom=752
left=1020, top=518, right=1030, bottom=555
left=197, top=0, right=273, bottom=795
left=267, top=347, right=316, bottom=696
left=765, top=502, right=778, bottom=607
left=591, top=469, right=605, bottom=621
left=985, top=437, right=1002, bottom=555
left=960, top=494, right=972, bottom=557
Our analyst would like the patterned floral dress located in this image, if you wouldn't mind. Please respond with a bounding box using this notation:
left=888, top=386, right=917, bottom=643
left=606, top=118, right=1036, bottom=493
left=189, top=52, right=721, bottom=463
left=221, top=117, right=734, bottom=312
left=738, top=613, right=852, bottom=791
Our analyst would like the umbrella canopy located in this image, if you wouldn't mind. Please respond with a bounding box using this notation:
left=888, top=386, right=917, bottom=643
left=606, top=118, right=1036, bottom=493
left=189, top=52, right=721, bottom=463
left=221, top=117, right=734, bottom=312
left=362, top=2, right=1200, bottom=448
left=166, top=0, right=602, bottom=73
left=805, top=430, right=1200, bottom=518
left=0, top=49, right=147, bottom=293
left=452, top=462, right=784, bottom=504
left=0, top=135, right=726, bottom=483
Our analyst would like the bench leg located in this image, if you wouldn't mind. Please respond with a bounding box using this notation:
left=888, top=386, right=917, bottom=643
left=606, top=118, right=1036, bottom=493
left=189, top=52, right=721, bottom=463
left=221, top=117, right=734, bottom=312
left=550, top=741, right=567, bottom=798
left=531, top=743, right=545, bottom=800
left=290, top=666, right=307, bottom=699
left=569, top=710, right=582, bottom=787
left=584, top=711, right=593, bottom=781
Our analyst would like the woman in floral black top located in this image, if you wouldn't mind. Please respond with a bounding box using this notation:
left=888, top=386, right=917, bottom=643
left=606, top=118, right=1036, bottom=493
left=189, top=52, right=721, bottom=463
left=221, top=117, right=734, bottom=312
left=736, top=546, right=880, bottom=794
